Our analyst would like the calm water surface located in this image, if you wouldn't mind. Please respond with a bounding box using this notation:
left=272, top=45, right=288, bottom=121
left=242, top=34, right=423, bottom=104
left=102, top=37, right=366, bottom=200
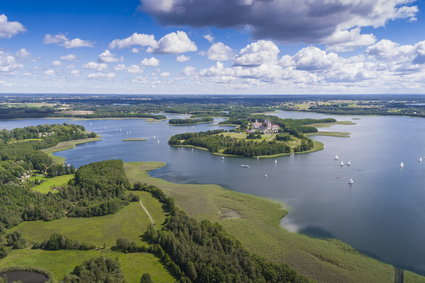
left=2, top=112, right=425, bottom=274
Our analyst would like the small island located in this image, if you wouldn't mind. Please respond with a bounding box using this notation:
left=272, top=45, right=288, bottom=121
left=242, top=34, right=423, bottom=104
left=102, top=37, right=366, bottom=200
left=168, top=117, right=214, bottom=125
left=168, top=115, right=337, bottom=158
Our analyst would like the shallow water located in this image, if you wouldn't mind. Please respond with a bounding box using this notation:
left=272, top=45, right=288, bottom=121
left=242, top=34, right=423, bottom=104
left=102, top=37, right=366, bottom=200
left=0, top=270, right=48, bottom=283
left=2, top=111, right=425, bottom=274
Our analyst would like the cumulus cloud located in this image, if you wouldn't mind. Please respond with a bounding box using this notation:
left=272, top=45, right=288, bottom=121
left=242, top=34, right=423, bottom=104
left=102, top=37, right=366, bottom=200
left=60, top=54, right=77, bottom=61
left=109, top=33, right=158, bottom=49
left=98, top=50, right=119, bottom=63
left=70, top=69, right=80, bottom=76
left=141, top=57, right=160, bottom=67
left=207, top=42, right=234, bottom=61
left=83, top=61, right=108, bottom=71
left=154, top=31, right=197, bottom=54
left=0, top=51, right=24, bottom=73
left=293, top=46, right=339, bottom=71
left=182, top=66, right=196, bottom=76
left=16, top=48, right=30, bottom=58
left=87, top=72, right=116, bottom=79
left=140, top=0, right=418, bottom=50
left=176, top=55, right=190, bottom=62
left=115, top=64, right=143, bottom=74
left=0, top=14, right=26, bottom=38
left=234, top=40, right=279, bottom=66
left=203, top=34, right=214, bottom=43
left=324, top=28, right=376, bottom=52
left=161, top=72, right=170, bottom=77
left=44, top=69, right=55, bottom=76
left=44, top=34, right=94, bottom=48
left=51, top=60, right=62, bottom=67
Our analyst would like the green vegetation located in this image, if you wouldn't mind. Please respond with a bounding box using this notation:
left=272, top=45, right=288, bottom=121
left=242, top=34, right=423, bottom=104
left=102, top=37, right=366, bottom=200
left=124, top=162, right=424, bottom=283
left=0, top=249, right=173, bottom=283
left=169, top=117, right=214, bottom=125
left=62, top=256, right=125, bottom=282
left=122, top=138, right=147, bottom=141
left=306, top=131, right=351, bottom=138
left=31, top=174, right=74, bottom=194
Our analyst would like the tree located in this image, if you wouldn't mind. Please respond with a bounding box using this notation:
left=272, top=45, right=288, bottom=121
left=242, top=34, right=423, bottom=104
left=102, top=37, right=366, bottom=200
left=140, top=273, right=154, bottom=283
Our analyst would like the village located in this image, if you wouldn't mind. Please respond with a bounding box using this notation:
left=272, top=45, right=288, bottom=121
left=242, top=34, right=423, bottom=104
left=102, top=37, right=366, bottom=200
left=247, top=119, right=280, bottom=134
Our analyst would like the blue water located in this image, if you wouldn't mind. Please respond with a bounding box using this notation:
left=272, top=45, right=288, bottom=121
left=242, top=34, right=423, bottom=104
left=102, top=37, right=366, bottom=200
left=2, top=112, right=425, bottom=274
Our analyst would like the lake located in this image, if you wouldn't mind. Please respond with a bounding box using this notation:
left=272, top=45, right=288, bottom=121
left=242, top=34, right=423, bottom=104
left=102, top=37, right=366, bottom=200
left=0, top=270, right=49, bottom=283
left=2, top=111, right=425, bottom=275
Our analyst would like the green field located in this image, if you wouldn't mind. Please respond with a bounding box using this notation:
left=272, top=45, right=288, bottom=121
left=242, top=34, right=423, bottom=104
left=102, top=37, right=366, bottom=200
left=41, top=137, right=101, bottom=164
left=11, top=191, right=165, bottom=248
left=307, top=121, right=356, bottom=128
left=307, top=131, right=351, bottom=138
left=0, top=249, right=174, bottom=283
left=31, top=174, right=74, bottom=194
left=124, top=162, right=424, bottom=283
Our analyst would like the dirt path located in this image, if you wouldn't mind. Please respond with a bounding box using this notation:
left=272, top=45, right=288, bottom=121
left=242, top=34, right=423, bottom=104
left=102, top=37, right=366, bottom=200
left=139, top=200, right=155, bottom=225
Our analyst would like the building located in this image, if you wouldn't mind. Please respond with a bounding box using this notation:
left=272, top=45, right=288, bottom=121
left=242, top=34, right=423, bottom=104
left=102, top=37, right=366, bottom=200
left=249, top=119, right=280, bottom=134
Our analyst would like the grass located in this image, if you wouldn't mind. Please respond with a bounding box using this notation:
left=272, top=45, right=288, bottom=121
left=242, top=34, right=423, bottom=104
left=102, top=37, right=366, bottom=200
left=41, top=137, right=101, bottom=165
left=122, top=138, right=147, bottom=141
left=307, top=131, right=351, bottom=138
left=307, top=121, right=356, bottom=128
left=0, top=249, right=174, bottom=283
left=124, top=162, right=423, bottom=283
left=11, top=191, right=165, bottom=248
left=31, top=174, right=74, bottom=194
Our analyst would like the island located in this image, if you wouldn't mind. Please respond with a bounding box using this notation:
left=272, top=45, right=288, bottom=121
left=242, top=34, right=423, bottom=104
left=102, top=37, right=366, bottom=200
left=168, top=117, right=214, bottom=125
left=168, top=116, right=338, bottom=157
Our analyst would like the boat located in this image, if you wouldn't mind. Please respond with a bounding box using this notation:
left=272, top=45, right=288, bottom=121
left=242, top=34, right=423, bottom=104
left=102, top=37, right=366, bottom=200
left=349, top=178, right=354, bottom=184
left=274, top=160, right=277, bottom=164
left=157, top=140, right=160, bottom=144
left=334, top=154, right=339, bottom=160
left=153, top=136, right=156, bottom=139
left=264, top=174, right=268, bottom=178
left=240, top=164, right=250, bottom=168
left=221, top=156, right=224, bottom=160
left=347, top=161, right=351, bottom=166
left=191, top=148, right=194, bottom=152
left=257, top=157, right=260, bottom=160
left=340, top=161, right=344, bottom=166
left=419, top=157, right=423, bottom=162
left=400, top=162, right=404, bottom=168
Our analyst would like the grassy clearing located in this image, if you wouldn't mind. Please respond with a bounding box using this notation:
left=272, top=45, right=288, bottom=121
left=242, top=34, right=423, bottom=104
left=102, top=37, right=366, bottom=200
left=31, top=174, right=74, bottom=194
left=41, top=137, right=101, bottom=165
left=0, top=249, right=174, bottom=283
left=122, top=138, right=147, bottom=141
left=124, top=162, right=423, bottom=283
left=11, top=191, right=165, bottom=248
left=307, top=131, right=351, bottom=138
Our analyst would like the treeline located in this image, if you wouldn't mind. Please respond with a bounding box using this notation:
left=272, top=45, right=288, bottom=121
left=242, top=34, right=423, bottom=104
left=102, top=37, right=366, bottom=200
left=62, top=257, right=126, bottom=283
left=169, top=117, right=214, bottom=125
left=223, top=142, right=291, bottom=157
left=135, top=182, right=309, bottom=283
left=0, top=124, right=96, bottom=184
left=33, top=233, right=95, bottom=250
left=67, top=113, right=166, bottom=120
left=0, top=106, right=55, bottom=119
left=0, top=160, right=137, bottom=228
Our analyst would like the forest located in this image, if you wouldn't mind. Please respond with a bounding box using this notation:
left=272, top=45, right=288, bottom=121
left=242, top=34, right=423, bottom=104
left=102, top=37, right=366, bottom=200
left=169, top=117, right=214, bottom=125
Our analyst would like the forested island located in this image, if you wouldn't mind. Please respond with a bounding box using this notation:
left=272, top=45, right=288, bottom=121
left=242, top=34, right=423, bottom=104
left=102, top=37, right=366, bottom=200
left=168, top=116, right=336, bottom=157
left=168, top=117, right=214, bottom=125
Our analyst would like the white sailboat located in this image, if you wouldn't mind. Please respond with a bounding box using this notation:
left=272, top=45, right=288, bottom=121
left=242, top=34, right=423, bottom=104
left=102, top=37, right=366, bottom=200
left=347, top=161, right=351, bottom=166
left=340, top=161, right=344, bottom=166
left=419, top=157, right=423, bottom=162
left=274, top=160, right=277, bottom=164
left=264, top=174, right=268, bottom=178
left=240, top=164, right=250, bottom=168
left=400, top=162, right=404, bottom=168
left=349, top=178, right=354, bottom=184
left=221, top=156, right=224, bottom=160
left=334, top=154, right=339, bottom=160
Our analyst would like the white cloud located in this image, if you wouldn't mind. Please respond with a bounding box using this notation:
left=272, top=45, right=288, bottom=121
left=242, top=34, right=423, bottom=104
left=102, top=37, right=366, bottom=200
left=44, top=34, right=94, bottom=48
left=234, top=40, right=279, bottom=66
left=83, top=61, right=108, bottom=71
left=141, top=57, right=160, bottom=67
left=70, top=69, right=80, bottom=76
left=0, top=14, right=26, bottom=38
left=44, top=69, right=55, bottom=76
left=60, top=54, right=77, bottom=61
left=207, top=42, right=234, bottom=61
left=155, top=31, right=197, bottom=54
left=51, top=60, right=62, bottom=67
left=114, top=64, right=143, bottom=74
left=203, top=34, right=214, bottom=43
left=98, top=50, right=119, bottom=63
left=176, top=55, right=190, bottom=62
left=87, top=72, right=116, bottom=79
left=182, top=66, right=196, bottom=76
left=131, top=48, right=139, bottom=53
left=109, top=33, right=158, bottom=49
left=16, top=48, right=30, bottom=58
left=0, top=51, right=23, bottom=73
left=161, top=72, right=170, bottom=77
left=324, top=28, right=376, bottom=52
left=0, top=80, right=12, bottom=87
left=293, top=46, right=339, bottom=71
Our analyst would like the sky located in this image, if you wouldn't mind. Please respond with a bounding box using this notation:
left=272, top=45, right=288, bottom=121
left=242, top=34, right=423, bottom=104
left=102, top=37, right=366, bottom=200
left=1, top=0, right=425, bottom=95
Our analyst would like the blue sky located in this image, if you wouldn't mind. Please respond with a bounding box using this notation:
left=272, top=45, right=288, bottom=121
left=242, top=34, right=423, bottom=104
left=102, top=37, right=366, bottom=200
left=1, top=0, right=425, bottom=94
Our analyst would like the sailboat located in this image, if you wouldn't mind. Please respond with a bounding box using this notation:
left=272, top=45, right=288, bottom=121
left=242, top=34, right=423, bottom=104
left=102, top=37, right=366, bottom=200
left=419, top=157, right=423, bottom=162
left=349, top=178, right=354, bottom=184
left=240, top=164, right=250, bottom=168
left=347, top=161, right=351, bottom=166
left=334, top=154, right=339, bottom=160
left=264, top=174, right=268, bottom=178
left=221, top=156, right=224, bottom=160
left=274, top=160, right=277, bottom=164
left=400, top=162, right=404, bottom=168
left=340, top=161, right=344, bottom=166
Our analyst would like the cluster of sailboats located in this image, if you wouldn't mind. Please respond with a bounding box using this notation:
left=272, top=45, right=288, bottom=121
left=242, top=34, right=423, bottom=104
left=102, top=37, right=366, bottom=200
left=335, top=155, right=354, bottom=184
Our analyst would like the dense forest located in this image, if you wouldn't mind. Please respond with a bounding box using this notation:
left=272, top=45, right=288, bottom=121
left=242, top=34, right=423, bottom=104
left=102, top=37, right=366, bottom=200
left=134, top=183, right=309, bottom=283
left=169, top=117, right=214, bottom=125
left=62, top=257, right=126, bottom=283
